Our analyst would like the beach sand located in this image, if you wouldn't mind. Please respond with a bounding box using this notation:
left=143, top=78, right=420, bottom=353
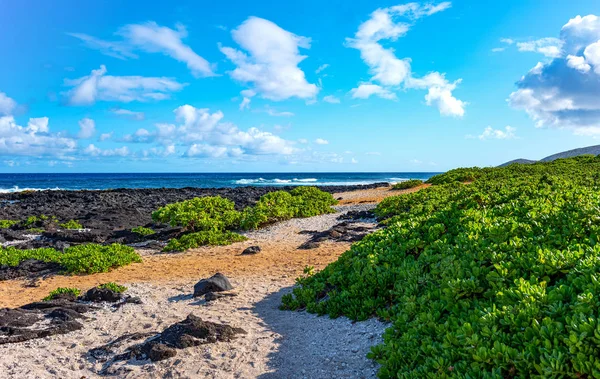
left=0, top=186, right=410, bottom=378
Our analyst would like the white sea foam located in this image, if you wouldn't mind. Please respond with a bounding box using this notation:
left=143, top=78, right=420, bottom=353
left=0, top=186, right=64, bottom=193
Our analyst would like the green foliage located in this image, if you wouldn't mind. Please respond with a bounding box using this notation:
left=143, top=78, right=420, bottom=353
left=23, top=214, right=57, bottom=228
left=98, top=282, right=127, bottom=293
left=164, top=230, right=247, bottom=252
left=282, top=155, right=600, bottom=378
left=152, top=196, right=241, bottom=231
left=26, top=228, right=45, bottom=234
left=240, top=187, right=337, bottom=229
left=131, top=226, right=155, bottom=236
left=0, top=220, right=17, bottom=229
left=0, top=243, right=141, bottom=275
left=427, top=167, right=486, bottom=184
left=392, top=179, right=423, bottom=190
left=43, top=287, right=81, bottom=301
left=60, top=219, right=83, bottom=229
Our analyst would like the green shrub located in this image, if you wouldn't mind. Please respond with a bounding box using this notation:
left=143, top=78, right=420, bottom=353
left=282, top=156, right=600, bottom=378
left=164, top=230, right=247, bottom=252
left=43, top=287, right=81, bottom=301
left=98, top=282, right=127, bottom=293
left=60, top=219, right=83, bottom=229
left=152, top=196, right=241, bottom=231
left=427, top=167, right=487, bottom=184
left=131, top=226, right=155, bottom=236
left=240, top=187, right=337, bottom=229
left=23, top=214, right=57, bottom=228
left=392, top=179, right=423, bottom=190
left=0, top=220, right=17, bottom=229
left=0, top=243, right=142, bottom=275
left=26, top=228, right=45, bottom=234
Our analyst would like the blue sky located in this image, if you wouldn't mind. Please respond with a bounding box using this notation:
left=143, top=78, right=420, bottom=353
left=0, top=0, right=599, bottom=173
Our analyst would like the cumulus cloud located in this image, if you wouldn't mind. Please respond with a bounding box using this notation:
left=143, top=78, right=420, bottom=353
left=516, top=38, right=563, bottom=58
left=467, top=126, right=517, bottom=140
left=111, top=108, right=145, bottom=120
left=0, top=116, right=76, bottom=156
left=350, top=84, right=396, bottom=100
left=323, top=95, right=341, bottom=103
left=69, top=22, right=214, bottom=77
left=0, top=92, right=17, bottom=116
left=346, top=2, right=465, bottom=117
left=77, top=118, right=96, bottom=139
left=99, top=132, right=113, bottom=141
left=239, top=97, right=251, bottom=110
left=64, top=65, right=185, bottom=105
left=265, top=106, right=294, bottom=117
left=220, top=17, right=319, bottom=101
left=84, top=144, right=129, bottom=157
left=315, top=138, right=329, bottom=145
left=316, top=64, right=329, bottom=74
left=508, top=14, right=600, bottom=134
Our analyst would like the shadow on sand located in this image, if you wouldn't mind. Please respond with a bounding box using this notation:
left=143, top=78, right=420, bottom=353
left=251, top=285, right=384, bottom=379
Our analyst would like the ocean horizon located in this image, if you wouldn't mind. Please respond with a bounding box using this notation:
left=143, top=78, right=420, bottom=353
left=0, top=172, right=440, bottom=192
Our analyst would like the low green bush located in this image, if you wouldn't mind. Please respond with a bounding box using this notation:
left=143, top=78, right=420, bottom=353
left=391, top=179, right=423, bottom=190
left=0, top=220, right=17, bottom=229
left=131, top=226, right=155, bottom=236
left=152, top=196, right=241, bottom=231
left=240, top=187, right=337, bottom=229
left=23, top=214, right=57, bottom=228
left=60, top=219, right=83, bottom=229
left=282, top=156, right=600, bottom=378
left=98, top=282, right=127, bottom=293
left=0, top=243, right=141, bottom=275
left=43, top=287, right=81, bottom=301
left=427, top=167, right=487, bottom=184
left=164, top=230, right=247, bottom=252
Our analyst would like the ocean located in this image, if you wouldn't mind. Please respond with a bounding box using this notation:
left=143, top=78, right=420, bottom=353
left=0, top=172, right=440, bottom=192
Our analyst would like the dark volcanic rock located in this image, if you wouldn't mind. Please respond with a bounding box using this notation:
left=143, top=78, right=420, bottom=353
left=43, top=230, right=104, bottom=244
left=298, top=241, right=320, bottom=250
left=83, top=287, right=122, bottom=303
left=241, top=245, right=261, bottom=255
left=204, top=291, right=237, bottom=302
left=0, top=259, right=62, bottom=281
left=298, top=219, right=380, bottom=249
left=193, top=273, right=233, bottom=298
left=117, top=313, right=246, bottom=362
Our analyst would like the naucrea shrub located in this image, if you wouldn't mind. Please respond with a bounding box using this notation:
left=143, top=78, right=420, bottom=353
left=282, top=156, right=600, bottom=378
left=152, top=196, right=241, bottom=231
left=392, top=179, right=423, bottom=190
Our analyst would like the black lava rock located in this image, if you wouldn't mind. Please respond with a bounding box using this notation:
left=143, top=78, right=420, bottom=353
left=193, top=273, right=233, bottom=298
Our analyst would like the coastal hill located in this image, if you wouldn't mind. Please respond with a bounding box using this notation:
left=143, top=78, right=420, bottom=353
left=499, top=144, right=600, bottom=167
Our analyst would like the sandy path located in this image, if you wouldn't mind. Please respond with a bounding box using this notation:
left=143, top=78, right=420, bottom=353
left=0, top=194, right=395, bottom=378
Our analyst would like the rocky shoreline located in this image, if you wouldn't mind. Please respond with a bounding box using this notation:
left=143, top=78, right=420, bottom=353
left=0, top=183, right=389, bottom=251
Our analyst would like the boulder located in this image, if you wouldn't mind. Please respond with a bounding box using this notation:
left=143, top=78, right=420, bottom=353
left=193, top=273, right=233, bottom=298
left=83, top=287, right=122, bottom=303
left=241, top=245, right=261, bottom=255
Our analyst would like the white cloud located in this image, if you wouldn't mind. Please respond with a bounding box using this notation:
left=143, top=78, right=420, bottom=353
left=122, top=128, right=153, bottom=143
left=316, top=64, right=329, bottom=74
left=119, top=22, right=215, bottom=77
left=509, top=14, right=600, bottom=134
left=491, top=47, right=505, bottom=52
left=65, top=65, right=185, bottom=105
left=315, top=138, right=329, bottom=145
left=220, top=17, right=319, bottom=101
left=467, top=126, right=517, bottom=140
left=77, top=118, right=96, bottom=139
left=350, top=83, right=396, bottom=100
left=500, top=38, right=515, bottom=45
left=99, top=132, right=113, bottom=141
left=0, top=92, right=17, bottom=116
left=84, top=144, right=129, bottom=157
left=239, top=96, right=251, bottom=110
left=366, top=151, right=381, bottom=156
left=68, top=33, right=136, bottom=60
left=323, top=95, right=341, bottom=103
left=298, top=138, right=308, bottom=144
left=111, top=108, right=145, bottom=120
left=516, top=38, right=564, bottom=58
left=346, top=3, right=465, bottom=117
left=0, top=116, right=76, bottom=156
left=351, top=157, right=358, bottom=164
left=186, top=144, right=229, bottom=158
left=69, top=22, right=214, bottom=77
left=265, top=106, right=294, bottom=117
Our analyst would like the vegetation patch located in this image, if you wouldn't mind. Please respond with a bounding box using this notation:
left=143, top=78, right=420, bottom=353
left=164, top=230, right=247, bottom=252
left=0, top=243, right=141, bottom=275
left=43, top=287, right=81, bottom=301
left=60, top=219, right=83, bottom=230
left=391, top=179, right=423, bottom=190
left=152, top=196, right=241, bottom=231
left=98, top=282, right=127, bottom=293
left=0, top=220, right=17, bottom=229
left=131, top=226, right=155, bottom=236
left=282, top=156, right=600, bottom=378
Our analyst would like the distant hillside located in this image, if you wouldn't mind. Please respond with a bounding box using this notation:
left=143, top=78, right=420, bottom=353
left=499, top=145, right=600, bottom=167
left=498, top=159, right=537, bottom=167
left=540, top=145, right=600, bottom=162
